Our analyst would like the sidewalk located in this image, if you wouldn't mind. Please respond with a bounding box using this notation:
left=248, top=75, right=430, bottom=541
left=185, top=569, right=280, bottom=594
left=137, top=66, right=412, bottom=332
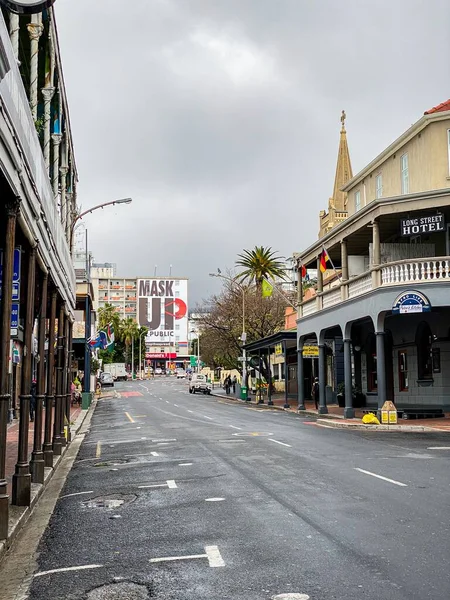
left=211, top=390, right=450, bottom=432
left=5, top=403, right=82, bottom=496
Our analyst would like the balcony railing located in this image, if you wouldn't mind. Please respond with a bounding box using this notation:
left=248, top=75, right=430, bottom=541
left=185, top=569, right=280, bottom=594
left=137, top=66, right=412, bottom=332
left=300, top=256, right=450, bottom=319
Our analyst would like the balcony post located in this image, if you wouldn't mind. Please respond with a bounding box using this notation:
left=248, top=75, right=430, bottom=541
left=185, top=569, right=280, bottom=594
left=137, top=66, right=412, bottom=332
left=318, top=343, right=328, bottom=414
left=343, top=338, right=354, bottom=419
left=9, top=13, right=20, bottom=61
left=53, top=303, right=65, bottom=455
left=43, top=288, right=57, bottom=467
left=341, top=240, right=349, bottom=300
left=372, top=220, right=381, bottom=288
left=297, top=343, right=305, bottom=411
left=376, top=331, right=387, bottom=410
left=27, top=14, right=44, bottom=121
left=316, top=257, right=323, bottom=311
left=52, top=134, right=63, bottom=200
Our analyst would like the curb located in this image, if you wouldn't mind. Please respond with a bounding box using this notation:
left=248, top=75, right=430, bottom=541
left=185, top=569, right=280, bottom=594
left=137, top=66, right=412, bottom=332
left=0, top=397, right=97, bottom=565
left=316, top=419, right=437, bottom=432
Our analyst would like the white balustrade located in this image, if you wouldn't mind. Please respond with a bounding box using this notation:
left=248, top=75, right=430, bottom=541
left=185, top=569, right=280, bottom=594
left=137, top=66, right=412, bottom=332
left=381, top=259, right=450, bottom=285
left=302, top=300, right=317, bottom=316
left=322, top=287, right=341, bottom=309
left=348, top=274, right=372, bottom=298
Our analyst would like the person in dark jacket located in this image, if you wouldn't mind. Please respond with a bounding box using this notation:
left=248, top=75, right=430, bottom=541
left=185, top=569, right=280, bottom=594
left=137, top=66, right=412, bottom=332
left=312, top=377, right=319, bottom=410
left=30, top=380, right=37, bottom=422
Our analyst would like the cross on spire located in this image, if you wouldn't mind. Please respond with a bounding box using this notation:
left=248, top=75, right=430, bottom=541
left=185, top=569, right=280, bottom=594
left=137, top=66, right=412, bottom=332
left=341, top=109, right=346, bottom=131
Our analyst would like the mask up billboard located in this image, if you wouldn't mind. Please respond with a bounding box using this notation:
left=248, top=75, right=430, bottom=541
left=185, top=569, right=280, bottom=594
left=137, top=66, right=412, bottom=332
left=138, top=279, right=188, bottom=345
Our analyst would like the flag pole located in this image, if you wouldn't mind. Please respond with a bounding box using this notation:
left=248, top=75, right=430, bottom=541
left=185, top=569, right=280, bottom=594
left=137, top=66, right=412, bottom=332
left=262, top=277, right=297, bottom=310
left=322, top=246, right=341, bottom=280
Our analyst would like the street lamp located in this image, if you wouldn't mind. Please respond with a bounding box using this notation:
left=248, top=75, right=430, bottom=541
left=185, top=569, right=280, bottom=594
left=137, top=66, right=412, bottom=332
left=139, top=330, right=147, bottom=379
left=70, top=197, right=132, bottom=251
left=209, top=272, right=248, bottom=400
left=190, top=329, right=200, bottom=373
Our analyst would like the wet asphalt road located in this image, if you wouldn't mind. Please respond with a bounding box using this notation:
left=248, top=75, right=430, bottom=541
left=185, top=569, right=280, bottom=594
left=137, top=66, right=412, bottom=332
left=27, top=378, right=450, bottom=600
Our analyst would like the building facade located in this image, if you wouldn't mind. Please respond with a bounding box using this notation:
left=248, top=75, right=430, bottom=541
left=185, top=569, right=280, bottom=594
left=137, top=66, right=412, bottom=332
left=0, top=5, right=77, bottom=540
left=296, top=100, right=450, bottom=417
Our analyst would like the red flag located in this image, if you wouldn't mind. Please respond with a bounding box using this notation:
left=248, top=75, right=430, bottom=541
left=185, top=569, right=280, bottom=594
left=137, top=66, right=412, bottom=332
left=301, top=264, right=307, bottom=278
left=319, top=248, right=329, bottom=273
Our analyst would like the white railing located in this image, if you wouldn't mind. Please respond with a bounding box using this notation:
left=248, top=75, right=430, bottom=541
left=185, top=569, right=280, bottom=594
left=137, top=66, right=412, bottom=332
left=348, top=273, right=372, bottom=298
left=302, top=300, right=317, bottom=316
left=322, top=287, right=341, bottom=308
left=381, top=258, right=450, bottom=285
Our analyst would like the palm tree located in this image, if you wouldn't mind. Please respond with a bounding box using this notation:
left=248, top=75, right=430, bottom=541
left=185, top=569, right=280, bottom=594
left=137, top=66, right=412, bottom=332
left=236, top=246, right=287, bottom=288
left=120, top=317, right=139, bottom=368
left=97, top=303, right=121, bottom=334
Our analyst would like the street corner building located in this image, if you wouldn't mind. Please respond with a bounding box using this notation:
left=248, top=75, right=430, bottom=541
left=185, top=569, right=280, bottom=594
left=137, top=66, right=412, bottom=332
left=0, top=4, right=78, bottom=542
left=295, top=101, right=450, bottom=419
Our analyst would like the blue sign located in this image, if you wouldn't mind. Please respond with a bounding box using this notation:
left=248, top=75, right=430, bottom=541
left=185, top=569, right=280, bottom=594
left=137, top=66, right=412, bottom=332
left=0, top=248, right=21, bottom=300
left=392, top=291, right=431, bottom=315
left=11, top=302, right=19, bottom=334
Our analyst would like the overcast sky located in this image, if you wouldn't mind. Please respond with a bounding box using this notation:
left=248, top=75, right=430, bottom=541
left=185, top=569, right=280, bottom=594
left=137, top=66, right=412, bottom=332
left=56, top=0, right=449, bottom=305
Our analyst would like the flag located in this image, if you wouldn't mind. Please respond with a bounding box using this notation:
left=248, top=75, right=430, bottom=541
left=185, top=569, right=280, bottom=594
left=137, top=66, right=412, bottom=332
left=100, top=323, right=115, bottom=352
left=300, top=264, right=307, bottom=278
left=262, top=279, right=273, bottom=297
left=319, top=248, right=330, bottom=273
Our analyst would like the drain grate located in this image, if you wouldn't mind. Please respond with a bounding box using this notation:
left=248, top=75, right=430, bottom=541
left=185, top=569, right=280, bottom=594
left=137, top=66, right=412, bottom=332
left=87, top=581, right=153, bottom=599
left=82, top=494, right=136, bottom=510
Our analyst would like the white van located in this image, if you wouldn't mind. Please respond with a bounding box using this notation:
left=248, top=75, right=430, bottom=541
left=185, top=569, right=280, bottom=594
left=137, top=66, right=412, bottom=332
left=189, top=374, right=211, bottom=394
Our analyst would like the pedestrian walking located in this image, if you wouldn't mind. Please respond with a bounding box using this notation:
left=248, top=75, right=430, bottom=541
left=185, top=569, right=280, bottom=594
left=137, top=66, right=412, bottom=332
left=30, top=380, right=37, bottom=422
left=224, top=375, right=231, bottom=395
left=232, top=375, right=237, bottom=394
left=312, top=377, right=319, bottom=410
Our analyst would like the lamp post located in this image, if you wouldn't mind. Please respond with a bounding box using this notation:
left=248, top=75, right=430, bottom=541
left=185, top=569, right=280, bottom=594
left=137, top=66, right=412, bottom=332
left=131, top=335, right=134, bottom=379
left=209, top=273, right=248, bottom=400
left=70, top=197, right=132, bottom=252
left=139, top=331, right=146, bottom=379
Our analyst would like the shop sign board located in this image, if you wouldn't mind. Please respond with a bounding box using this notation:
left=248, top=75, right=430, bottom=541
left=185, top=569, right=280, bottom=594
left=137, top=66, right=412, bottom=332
left=302, top=344, right=319, bottom=358
left=145, top=352, right=177, bottom=359
left=400, top=213, right=445, bottom=237
left=392, top=290, right=431, bottom=315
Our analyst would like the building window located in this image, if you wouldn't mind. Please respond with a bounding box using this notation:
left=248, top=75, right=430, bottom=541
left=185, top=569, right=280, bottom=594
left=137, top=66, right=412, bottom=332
left=416, top=322, right=433, bottom=380
left=398, top=351, right=408, bottom=391
left=401, top=153, right=409, bottom=194
left=355, top=190, right=361, bottom=212
left=375, top=174, right=383, bottom=199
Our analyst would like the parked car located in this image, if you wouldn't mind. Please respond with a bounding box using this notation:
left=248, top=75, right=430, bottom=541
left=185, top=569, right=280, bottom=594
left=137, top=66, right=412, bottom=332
left=100, top=372, right=114, bottom=387
left=176, top=369, right=186, bottom=379
left=189, top=374, right=211, bottom=395
left=154, top=367, right=163, bottom=375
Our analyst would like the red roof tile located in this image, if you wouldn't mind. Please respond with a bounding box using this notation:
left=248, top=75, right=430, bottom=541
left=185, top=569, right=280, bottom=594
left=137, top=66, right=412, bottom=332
left=424, top=99, right=450, bottom=115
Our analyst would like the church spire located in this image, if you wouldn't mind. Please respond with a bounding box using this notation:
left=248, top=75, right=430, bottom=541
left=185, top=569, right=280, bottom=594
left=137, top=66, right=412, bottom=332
left=331, top=109, right=353, bottom=210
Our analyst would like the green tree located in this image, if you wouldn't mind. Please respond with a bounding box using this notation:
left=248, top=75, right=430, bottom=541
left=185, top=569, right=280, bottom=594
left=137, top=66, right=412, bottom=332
left=97, top=303, right=121, bottom=334
left=236, top=246, right=287, bottom=289
left=120, top=317, right=140, bottom=369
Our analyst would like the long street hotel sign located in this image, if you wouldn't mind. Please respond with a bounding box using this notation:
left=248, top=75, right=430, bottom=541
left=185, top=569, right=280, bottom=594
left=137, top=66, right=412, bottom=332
left=400, top=212, right=445, bottom=237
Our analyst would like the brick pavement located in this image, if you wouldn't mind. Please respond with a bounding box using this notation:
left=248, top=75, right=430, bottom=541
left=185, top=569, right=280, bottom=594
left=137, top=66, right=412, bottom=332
left=5, top=404, right=81, bottom=496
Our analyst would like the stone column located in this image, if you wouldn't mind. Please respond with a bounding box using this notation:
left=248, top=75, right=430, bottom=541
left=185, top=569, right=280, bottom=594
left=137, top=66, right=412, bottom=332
left=283, top=341, right=290, bottom=409
left=41, top=87, right=55, bottom=172
left=66, top=320, right=73, bottom=442
left=43, top=288, right=57, bottom=467
left=376, top=331, right=386, bottom=410
left=0, top=199, right=19, bottom=539
left=12, top=246, right=37, bottom=506
left=9, top=13, right=20, bottom=62
left=30, top=270, right=48, bottom=484
left=343, top=338, right=354, bottom=419
left=62, top=316, right=69, bottom=444
left=27, top=15, right=44, bottom=121
left=52, top=134, right=63, bottom=201
left=267, top=348, right=273, bottom=406
left=318, top=343, right=328, bottom=414
left=297, top=345, right=305, bottom=411
left=53, top=303, right=65, bottom=455
left=372, top=220, right=381, bottom=288
left=65, top=191, right=73, bottom=243
left=59, top=166, right=68, bottom=233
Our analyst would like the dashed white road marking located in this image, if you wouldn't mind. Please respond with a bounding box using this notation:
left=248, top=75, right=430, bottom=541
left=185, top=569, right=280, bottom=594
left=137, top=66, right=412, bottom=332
left=427, top=446, right=450, bottom=450
left=151, top=452, right=159, bottom=457
left=179, top=462, right=192, bottom=466
left=167, top=479, right=177, bottom=488
left=203, top=415, right=213, bottom=420
left=187, top=410, right=193, bottom=413
left=149, top=545, right=225, bottom=568
left=34, top=564, right=103, bottom=578
left=174, top=404, right=179, bottom=407
left=269, top=438, right=292, bottom=448
left=205, top=497, right=225, bottom=502
left=152, top=438, right=176, bottom=442
left=229, top=425, right=242, bottom=430
left=355, top=468, right=407, bottom=487
left=60, top=490, right=94, bottom=500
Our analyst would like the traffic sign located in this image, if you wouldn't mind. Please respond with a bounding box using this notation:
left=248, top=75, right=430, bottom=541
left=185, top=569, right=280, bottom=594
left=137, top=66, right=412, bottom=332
left=237, top=356, right=247, bottom=362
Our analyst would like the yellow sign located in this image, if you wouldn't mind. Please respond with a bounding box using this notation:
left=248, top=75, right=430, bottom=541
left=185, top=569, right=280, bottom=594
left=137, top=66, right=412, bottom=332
left=275, top=343, right=283, bottom=355
left=381, top=401, right=397, bottom=424
left=302, top=345, right=319, bottom=358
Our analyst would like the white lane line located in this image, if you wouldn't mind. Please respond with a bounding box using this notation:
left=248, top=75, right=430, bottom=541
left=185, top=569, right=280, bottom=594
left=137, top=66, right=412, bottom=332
left=150, top=553, right=207, bottom=564
left=152, top=438, right=176, bottom=442
left=205, top=545, right=225, bottom=567
left=179, top=463, right=192, bottom=466
left=187, top=410, right=193, bottom=413
left=59, top=490, right=94, bottom=500
left=138, top=483, right=168, bottom=489
left=151, top=452, right=159, bottom=457
left=167, top=479, right=178, bottom=488
left=427, top=446, right=450, bottom=450
left=229, top=425, right=242, bottom=430
left=203, top=415, right=213, bottom=420
left=355, top=468, right=408, bottom=487
left=34, top=564, right=103, bottom=578
left=174, top=404, right=179, bottom=407
left=166, top=400, right=170, bottom=403
left=268, top=438, right=292, bottom=448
